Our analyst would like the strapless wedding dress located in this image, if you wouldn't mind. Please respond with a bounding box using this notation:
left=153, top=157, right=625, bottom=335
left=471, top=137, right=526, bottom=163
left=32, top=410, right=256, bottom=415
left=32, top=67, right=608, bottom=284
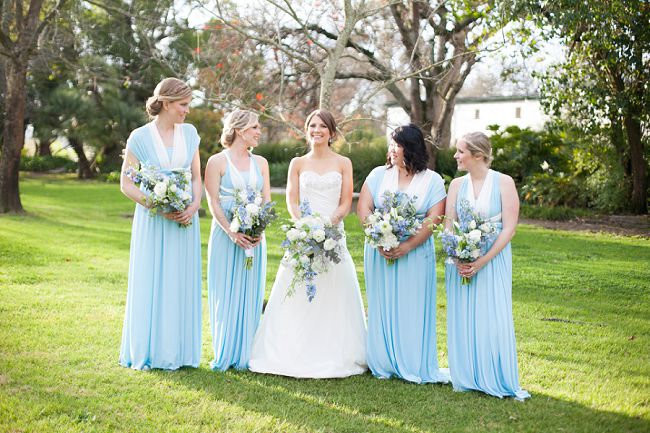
left=248, top=171, right=368, bottom=378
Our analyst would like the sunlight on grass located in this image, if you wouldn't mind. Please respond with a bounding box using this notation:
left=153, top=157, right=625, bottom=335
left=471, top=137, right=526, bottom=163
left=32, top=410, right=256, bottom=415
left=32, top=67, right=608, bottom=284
left=0, top=175, right=648, bottom=432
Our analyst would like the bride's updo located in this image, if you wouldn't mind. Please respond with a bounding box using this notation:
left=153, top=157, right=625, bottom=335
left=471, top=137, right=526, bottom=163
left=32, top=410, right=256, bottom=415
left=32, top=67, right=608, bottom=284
left=304, top=109, right=337, bottom=146
left=220, top=110, right=259, bottom=147
left=145, top=78, right=192, bottom=119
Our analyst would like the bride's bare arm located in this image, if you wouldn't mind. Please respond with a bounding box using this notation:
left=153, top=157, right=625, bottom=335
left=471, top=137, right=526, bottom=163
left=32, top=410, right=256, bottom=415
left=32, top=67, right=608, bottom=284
left=330, top=158, right=353, bottom=225
left=286, top=158, right=302, bottom=219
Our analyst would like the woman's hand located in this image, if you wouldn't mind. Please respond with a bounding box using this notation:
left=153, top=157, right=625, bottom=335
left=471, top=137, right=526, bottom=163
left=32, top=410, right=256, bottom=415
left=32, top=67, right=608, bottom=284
left=381, top=242, right=412, bottom=260
left=229, top=231, right=258, bottom=249
left=457, top=259, right=486, bottom=278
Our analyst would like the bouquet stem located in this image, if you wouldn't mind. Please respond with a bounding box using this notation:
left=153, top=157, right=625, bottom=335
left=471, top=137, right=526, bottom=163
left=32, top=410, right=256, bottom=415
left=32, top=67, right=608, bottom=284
left=461, top=275, right=471, bottom=285
left=244, top=248, right=254, bottom=270
left=386, top=258, right=395, bottom=265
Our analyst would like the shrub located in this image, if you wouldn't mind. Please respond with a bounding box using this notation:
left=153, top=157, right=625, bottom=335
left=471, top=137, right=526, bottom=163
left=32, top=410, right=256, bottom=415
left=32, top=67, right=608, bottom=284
left=20, top=155, right=77, bottom=172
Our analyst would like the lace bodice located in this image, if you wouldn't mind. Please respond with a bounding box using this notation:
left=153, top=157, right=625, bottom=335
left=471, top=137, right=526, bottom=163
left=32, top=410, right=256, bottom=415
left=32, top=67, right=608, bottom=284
left=299, top=171, right=342, bottom=218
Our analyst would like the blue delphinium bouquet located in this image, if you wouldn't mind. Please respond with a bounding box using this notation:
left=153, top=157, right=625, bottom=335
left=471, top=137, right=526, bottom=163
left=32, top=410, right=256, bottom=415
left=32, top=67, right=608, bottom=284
left=281, top=200, right=344, bottom=302
left=125, top=165, right=193, bottom=227
left=436, top=198, right=498, bottom=285
left=229, top=185, right=277, bottom=270
left=364, top=190, right=421, bottom=265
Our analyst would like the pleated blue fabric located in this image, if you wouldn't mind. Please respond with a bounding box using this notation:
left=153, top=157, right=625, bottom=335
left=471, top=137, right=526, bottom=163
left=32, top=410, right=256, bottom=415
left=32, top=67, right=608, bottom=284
left=445, top=170, right=529, bottom=400
left=364, top=166, right=450, bottom=383
left=208, top=155, right=265, bottom=371
left=119, top=123, right=202, bottom=370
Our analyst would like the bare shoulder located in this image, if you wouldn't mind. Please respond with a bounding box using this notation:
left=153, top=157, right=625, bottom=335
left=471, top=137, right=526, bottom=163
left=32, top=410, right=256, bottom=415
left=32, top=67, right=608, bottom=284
left=253, top=154, right=269, bottom=168
left=288, top=155, right=304, bottom=172
left=498, top=172, right=516, bottom=189
left=206, top=152, right=225, bottom=167
left=336, top=154, right=353, bottom=169
left=448, top=176, right=464, bottom=193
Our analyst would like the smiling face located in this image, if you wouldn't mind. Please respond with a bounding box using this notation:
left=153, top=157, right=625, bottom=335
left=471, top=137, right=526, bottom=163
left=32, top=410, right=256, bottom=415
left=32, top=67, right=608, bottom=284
left=238, top=122, right=262, bottom=148
left=454, top=139, right=484, bottom=171
left=388, top=139, right=405, bottom=167
left=306, top=114, right=332, bottom=147
left=164, top=96, right=191, bottom=123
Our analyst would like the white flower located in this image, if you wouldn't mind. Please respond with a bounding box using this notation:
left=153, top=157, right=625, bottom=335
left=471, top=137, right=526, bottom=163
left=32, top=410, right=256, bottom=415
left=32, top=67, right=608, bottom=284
left=254, top=196, right=263, bottom=206
left=287, top=228, right=301, bottom=242
left=469, top=220, right=477, bottom=230
left=471, top=249, right=481, bottom=259
left=230, top=218, right=241, bottom=233
left=299, top=230, right=307, bottom=239
left=364, top=227, right=372, bottom=236
left=468, top=229, right=482, bottom=243
left=479, top=223, right=491, bottom=233
left=324, top=238, right=337, bottom=251
left=312, top=229, right=326, bottom=243
left=367, top=214, right=378, bottom=225
left=289, top=258, right=298, bottom=267
left=238, top=190, right=248, bottom=201
left=299, top=256, right=310, bottom=265
left=153, top=182, right=167, bottom=197
left=245, top=203, right=260, bottom=215
left=379, top=220, right=392, bottom=234
left=184, top=172, right=192, bottom=182
left=169, top=184, right=178, bottom=193
left=540, top=160, right=550, bottom=171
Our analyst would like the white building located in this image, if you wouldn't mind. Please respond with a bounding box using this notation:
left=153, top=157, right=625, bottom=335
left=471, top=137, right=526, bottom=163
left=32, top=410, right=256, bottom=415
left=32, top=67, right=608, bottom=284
left=387, top=96, right=549, bottom=144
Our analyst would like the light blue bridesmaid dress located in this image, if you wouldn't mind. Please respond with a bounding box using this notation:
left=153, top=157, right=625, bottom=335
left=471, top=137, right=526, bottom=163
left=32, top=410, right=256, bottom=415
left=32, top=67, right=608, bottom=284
left=208, top=150, right=266, bottom=371
left=119, top=122, right=202, bottom=370
left=445, top=169, right=530, bottom=400
left=364, top=166, right=450, bottom=383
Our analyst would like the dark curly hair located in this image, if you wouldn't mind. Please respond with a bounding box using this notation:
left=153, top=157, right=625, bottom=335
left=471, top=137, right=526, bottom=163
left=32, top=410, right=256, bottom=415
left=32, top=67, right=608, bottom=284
left=386, top=124, right=429, bottom=174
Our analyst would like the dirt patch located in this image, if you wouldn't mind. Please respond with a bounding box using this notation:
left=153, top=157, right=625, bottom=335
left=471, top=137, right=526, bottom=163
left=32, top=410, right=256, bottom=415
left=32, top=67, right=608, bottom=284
left=521, top=214, right=650, bottom=238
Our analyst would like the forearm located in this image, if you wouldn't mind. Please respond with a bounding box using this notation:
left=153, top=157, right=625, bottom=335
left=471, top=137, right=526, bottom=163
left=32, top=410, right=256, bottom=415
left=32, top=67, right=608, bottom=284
left=330, top=203, right=350, bottom=225
left=120, top=176, right=149, bottom=208
left=403, top=223, right=433, bottom=251
left=481, top=226, right=515, bottom=264
left=208, top=197, right=233, bottom=235
left=191, top=177, right=202, bottom=210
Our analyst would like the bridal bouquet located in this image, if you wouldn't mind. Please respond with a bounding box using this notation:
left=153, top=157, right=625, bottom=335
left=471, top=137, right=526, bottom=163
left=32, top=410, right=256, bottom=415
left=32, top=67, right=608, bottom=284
left=436, top=199, right=498, bottom=285
left=230, top=185, right=277, bottom=270
left=281, top=200, right=344, bottom=302
left=125, top=165, right=193, bottom=227
left=364, top=190, right=421, bottom=265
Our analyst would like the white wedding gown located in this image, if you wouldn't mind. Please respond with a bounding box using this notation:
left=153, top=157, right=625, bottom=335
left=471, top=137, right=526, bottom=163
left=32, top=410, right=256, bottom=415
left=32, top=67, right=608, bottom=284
left=248, top=171, right=368, bottom=378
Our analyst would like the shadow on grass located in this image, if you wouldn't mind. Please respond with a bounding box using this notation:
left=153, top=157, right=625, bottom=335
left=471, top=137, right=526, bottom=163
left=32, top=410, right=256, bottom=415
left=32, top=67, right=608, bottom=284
left=157, top=367, right=649, bottom=433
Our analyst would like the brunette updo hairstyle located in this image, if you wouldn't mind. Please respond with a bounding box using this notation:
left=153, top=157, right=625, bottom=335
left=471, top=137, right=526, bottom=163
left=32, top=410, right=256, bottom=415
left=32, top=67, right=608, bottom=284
left=387, top=124, right=429, bottom=174
left=145, top=78, right=192, bottom=119
left=459, top=131, right=493, bottom=165
left=304, top=109, right=337, bottom=146
left=220, top=109, right=259, bottom=147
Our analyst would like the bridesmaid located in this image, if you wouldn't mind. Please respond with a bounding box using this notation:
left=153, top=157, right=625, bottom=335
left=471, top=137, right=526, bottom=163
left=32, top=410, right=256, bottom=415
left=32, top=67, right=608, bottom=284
left=445, top=132, right=529, bottom=400
left=119, top=77, right=202, bottom=370
left=204, top=109, right=271, bottom=371
left=357, top=124, right=449, bottom=384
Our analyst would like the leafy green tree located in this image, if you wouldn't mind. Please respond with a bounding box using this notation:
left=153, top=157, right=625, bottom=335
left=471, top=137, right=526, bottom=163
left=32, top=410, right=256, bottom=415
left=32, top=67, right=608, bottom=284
left=513, top=0, right=649, bottom=213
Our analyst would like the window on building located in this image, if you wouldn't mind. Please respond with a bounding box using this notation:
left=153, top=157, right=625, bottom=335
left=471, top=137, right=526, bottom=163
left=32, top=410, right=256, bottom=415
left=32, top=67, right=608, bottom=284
left=474, top=109, right=480, bottom=119
left=515, top=107, right=521, bottom=118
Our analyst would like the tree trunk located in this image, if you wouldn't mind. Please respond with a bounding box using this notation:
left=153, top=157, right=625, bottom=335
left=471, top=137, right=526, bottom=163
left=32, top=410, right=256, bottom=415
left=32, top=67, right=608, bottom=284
left=0, top=60, right=27, bottom=213
left=623, top=114, right=647, bottom=214
left=69, top=136, right=94, bottom=179
left=38, top=139, right=52, bottom=156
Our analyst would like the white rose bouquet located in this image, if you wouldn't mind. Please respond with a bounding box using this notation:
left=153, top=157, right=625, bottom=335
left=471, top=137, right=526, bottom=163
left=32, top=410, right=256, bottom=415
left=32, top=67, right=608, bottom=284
left=281, top=200, right=344, bottom=302
left=229, top=185, right=277, bottom=269
left=436, top=199, right=498, bottom=285
left=364, top=190, right=421, bottom=265
left=125, top=165, right=193, bottom=227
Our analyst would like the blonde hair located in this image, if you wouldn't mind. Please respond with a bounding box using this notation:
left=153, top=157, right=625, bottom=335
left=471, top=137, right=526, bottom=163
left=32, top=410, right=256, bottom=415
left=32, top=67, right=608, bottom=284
left=220, top=109, right=259, bottom=147
left=460, top=131, right=493, bottom=165
left=145, top=78, right=192, bottom=119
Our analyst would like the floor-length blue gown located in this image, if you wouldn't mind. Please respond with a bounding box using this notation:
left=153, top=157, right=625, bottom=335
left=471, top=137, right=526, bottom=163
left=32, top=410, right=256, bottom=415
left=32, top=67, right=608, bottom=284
left=119, top=122, right=202, bottom=370
left=208, top=152, right=266, bottom=371
left=364, top=166, right=450, bottom=383
left=445, top=169, right=529, bottom=400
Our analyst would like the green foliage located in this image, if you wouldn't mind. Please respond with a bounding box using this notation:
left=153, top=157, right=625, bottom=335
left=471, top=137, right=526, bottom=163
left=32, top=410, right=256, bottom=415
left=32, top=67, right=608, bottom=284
left=254, top=140, right=307, bottom=164
left=186, top=107, right=224, bottom=170
left=435, top=146, right=457, bottom=180
left=519, top=204, right=595, bottom=221
left=1, top=176, right=649, bottom=432
left=339, top=139, right=388, bottom=192
left=19, top=155, right=77, bottom=173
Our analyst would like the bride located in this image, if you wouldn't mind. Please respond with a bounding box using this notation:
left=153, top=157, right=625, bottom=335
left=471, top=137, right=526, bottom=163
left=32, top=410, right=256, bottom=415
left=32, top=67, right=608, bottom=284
left=248, top=109, right=367, bottom=378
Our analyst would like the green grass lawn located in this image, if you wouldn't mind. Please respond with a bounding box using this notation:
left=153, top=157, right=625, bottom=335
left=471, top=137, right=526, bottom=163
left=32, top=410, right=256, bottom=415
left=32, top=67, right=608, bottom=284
left=1, top=175, right=648, bottom=433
